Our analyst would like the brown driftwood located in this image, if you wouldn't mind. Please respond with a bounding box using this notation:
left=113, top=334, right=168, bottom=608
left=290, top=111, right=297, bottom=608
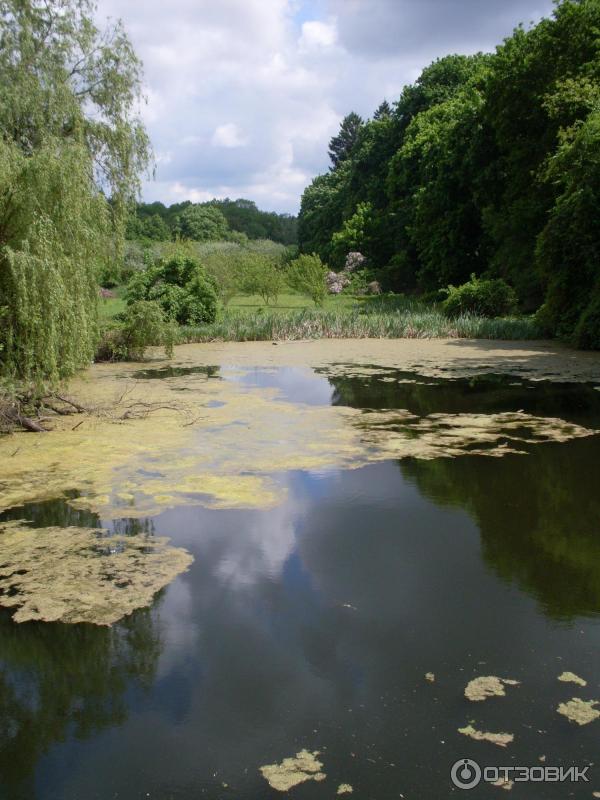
left=14, top=414, right=47, bottom=433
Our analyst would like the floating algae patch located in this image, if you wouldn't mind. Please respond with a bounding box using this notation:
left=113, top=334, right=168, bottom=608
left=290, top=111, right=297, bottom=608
left=0, top=521, right=193, bottom=625
left=357, top=410, right=594, bottom=460
left=557, top=698, right=600, bottom=725
left=458, top=725, right=514, bottom=748
left=0, top=358, right=596, bottom=519
left=260, top=750, right=326, bottom=792
left=558, top=671, right=587, bottom=687
left=464, top=676, right=520, bottom=702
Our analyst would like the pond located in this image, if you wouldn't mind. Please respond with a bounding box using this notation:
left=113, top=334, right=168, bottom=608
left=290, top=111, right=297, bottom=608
left=1, top=341, right=600, bottom=799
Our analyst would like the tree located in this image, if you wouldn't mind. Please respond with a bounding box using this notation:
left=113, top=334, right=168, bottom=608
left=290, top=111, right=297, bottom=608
left=174, top=205, right=229, bottom=242
left=331, top=202, right=375, bottom=268
left=0, top=0, right=151, bottom=383
left=328, top=112, right=364, bottom=168
left=239, top=254, right=283, bottom=305
left=287, top=254, right=328, bottom=307
left=140, top=214, right=171, bottom=242
left=373, top=100, right=391, bottom=120
left=297, top=163, right=351, bottom=262
left=535, top=108, right=600, bottom=346
left=478, top=0, right=600, bottom=308
left=0, top=0, right=150, bottom=224
left=296, top=0, right=600, bottom=348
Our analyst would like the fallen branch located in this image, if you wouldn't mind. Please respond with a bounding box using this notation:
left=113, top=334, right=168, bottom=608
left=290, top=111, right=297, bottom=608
left=51, top=394, right=89, bottom=413
left=15, top=414, right=47, bottom=433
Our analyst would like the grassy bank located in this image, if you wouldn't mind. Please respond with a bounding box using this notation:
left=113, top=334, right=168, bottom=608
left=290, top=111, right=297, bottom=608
left=99, top=290, right=540, bottom=347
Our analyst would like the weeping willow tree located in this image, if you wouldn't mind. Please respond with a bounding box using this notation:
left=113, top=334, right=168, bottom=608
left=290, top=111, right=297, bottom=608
left=0, top=0, right=151, bottom=384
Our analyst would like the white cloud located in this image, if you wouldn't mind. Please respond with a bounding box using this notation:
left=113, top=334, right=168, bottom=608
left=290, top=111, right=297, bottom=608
left=211, top=123, right=247, bottom=148
left=299, top=19, right=338, bottom=51
left=95, top=0, right=556, bottom=213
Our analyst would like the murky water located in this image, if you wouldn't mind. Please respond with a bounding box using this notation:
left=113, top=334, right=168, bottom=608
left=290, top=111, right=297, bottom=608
left=1, top=363, right=600, bottom=799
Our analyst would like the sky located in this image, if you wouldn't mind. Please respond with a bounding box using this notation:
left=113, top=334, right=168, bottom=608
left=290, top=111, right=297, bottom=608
left=95, top=0, right=555, bottom=215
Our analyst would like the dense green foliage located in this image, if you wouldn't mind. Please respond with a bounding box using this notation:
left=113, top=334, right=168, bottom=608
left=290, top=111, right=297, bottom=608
left=126, top=252, right=218, bottom=325
left=442, top=275, right=517, bottom=318
left=173, top=205, right=229, bottom=242
left=0, top=0, right=150, bottom=382
left=97, top=300, right=175, bottom=361
left=287, top=254, right=328, bottom=306
left=297, top=0, right=600, bottom=347
left=127, top=198, right=297, bottom=245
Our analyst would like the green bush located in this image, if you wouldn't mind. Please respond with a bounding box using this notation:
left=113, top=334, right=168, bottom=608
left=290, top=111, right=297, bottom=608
left=96, top=300, right=175, bottom=361
left=287, top=253, right=328, bottom=307
left=126, top=252, right=218, bottom=324
left=442, top=274, right=517, bottom=318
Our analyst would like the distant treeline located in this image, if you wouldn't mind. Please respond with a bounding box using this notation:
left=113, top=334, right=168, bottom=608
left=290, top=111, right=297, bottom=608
left=127, top=198, right=298, bottom=245
left=298, top=0, right=600, bottom=347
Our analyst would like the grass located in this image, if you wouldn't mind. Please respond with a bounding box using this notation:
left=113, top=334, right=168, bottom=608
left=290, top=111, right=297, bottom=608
left=227, top=292, right=358, bottom=312
left=98, top=286, right=126, bottom=320
left=99, top=288, right=540, bottom=343
left=179, top=300, right=539, bottom=343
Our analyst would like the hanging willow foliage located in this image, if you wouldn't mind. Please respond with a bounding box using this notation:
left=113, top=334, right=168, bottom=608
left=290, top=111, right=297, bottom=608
left=0, top=137, right=109, bottom=382
left=0, top=0, right=151, bottom=384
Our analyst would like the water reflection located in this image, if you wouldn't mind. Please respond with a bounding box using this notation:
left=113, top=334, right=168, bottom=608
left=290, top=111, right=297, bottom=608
left=1, top=365, right=600, bottom=798
left=403, top=436, right=600, bottom=620
left=0, top=605, right=162, bottom=800
left=325, top=367, right=600, bottom=427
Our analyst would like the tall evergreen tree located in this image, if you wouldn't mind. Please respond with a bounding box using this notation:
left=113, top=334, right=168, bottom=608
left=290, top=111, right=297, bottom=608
left=373, top=100, right=391, bottom=120
left=328, top=112, right=364, bottom=168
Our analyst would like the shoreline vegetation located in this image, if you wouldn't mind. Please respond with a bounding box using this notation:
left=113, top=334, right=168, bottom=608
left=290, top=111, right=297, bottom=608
left=175, top=305, right=539, bottom=344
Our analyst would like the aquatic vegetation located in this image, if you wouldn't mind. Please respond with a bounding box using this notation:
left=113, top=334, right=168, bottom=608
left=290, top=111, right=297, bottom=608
left=358, top=410, right=593, bottom=460
left=0, top=521, right=193, bottom=625
left=0, top=355, right=595, bottom=519
left=458, top=725, right=514, bottom=747
left=558, top=671, right=587, bottom=687
left=177, top=306, right=541, bottom=343
left=464, top=676, right=520, bottom=702
left=260, top=750, right=326, bottom=792
left=557, top=698, right=600, bottom=725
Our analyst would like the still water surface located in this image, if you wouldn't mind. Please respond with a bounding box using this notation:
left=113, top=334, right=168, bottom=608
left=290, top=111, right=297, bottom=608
left=1, top=364, right=600, bottom=799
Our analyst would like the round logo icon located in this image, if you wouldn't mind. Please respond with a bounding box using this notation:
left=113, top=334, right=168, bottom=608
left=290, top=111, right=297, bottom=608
left=451, top=758, right=482, bottom=790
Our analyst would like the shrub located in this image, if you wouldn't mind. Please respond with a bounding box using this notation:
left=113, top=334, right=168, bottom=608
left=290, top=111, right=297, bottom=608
left=442, top=274, right=517, bottom=318
left=96, top=301, right=175, bottom=361
left=287, top=253, right=328, bottom=306
left=126, top=252, right=218, bottom=324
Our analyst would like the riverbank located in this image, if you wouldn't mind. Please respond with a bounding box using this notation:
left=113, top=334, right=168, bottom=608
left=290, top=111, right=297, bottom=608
left=99, top=291, right=541, bottom=349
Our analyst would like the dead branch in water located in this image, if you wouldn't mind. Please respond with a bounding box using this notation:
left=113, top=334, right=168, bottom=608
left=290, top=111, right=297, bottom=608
left=1, top=381, right=190, bottom=433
